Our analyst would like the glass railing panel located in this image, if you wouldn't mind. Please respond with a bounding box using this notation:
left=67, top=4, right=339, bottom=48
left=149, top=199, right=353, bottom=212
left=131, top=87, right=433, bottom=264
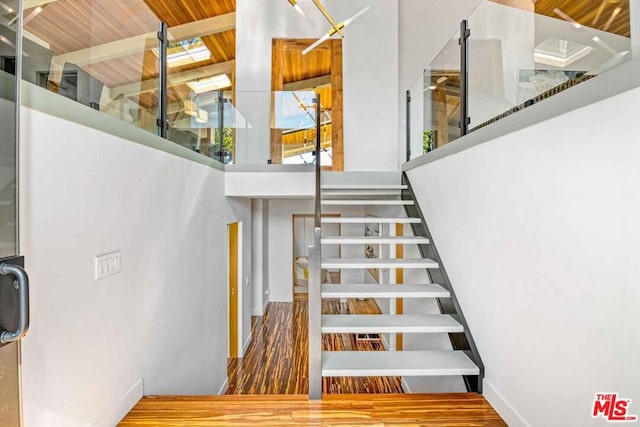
left=21, top=0, right=160, bottom=135
left=165, top=17, right=235, bottom=162
left=424, top=32, right=462, bottom=149
left=276, top=90, right=323, bottom=166
left=228, top=90, right=321, bottom=167
left=0, top=0, right=18, bottom=257
left=468, top=0, right=632, bottom=130
left=407, top=73, right=425, bottom=161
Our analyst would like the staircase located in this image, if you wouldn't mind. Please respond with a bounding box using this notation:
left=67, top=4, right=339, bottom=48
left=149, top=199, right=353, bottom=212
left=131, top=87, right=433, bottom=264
left=307, top=178, right=483, bottom=398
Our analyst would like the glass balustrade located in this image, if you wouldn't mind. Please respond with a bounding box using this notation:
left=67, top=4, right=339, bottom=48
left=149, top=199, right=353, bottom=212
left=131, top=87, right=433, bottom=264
left=21, top=0, right=161, bottom=134
left=407, top=0, right=636, bottom=160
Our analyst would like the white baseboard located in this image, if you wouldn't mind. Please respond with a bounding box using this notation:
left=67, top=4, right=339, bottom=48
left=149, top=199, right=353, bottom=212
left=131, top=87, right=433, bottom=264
left=483, top=379, right=530, bottom=427
left=242, top=333, right=252, bottom=356
left=218, top=377, right=229, bottom=395
left=401, top=377, right=412, bottom=393
left=93, top=379, right=143, bottom=427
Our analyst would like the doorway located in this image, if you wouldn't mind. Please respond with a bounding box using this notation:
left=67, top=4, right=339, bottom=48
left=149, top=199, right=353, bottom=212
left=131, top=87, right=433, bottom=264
left=292, top=214, right=340, bottom=298
left=271, top=39, right=343, bottom=170
left=228, top=222, right=239, bottom=359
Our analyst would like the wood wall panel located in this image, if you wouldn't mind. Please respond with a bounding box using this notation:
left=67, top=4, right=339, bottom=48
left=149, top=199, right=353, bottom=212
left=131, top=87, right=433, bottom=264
left=330, top=39, right=343, bottom=171
left=270, top=40, right=284, bottom=164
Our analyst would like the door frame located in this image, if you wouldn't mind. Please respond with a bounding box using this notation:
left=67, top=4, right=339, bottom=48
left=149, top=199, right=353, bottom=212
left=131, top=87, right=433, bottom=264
left=227, top=222, right=243, bottom=359
left=291, top=214, right=340, bottom=297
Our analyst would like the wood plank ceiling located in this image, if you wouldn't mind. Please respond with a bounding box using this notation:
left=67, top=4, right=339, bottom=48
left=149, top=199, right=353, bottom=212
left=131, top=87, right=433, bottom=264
left=490, top=0, right=630, bottom=37
left=23, top=0, right=236, bottom=108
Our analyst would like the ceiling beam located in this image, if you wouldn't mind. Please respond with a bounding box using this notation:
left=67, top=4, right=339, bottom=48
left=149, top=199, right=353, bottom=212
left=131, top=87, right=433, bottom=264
left=283, top=74, right=331, bottom=92
left=110, top=60, right=234, bottom=98
left=24, top=0, right=58, bottom=9
left=49, top=13, right=235, bottom=84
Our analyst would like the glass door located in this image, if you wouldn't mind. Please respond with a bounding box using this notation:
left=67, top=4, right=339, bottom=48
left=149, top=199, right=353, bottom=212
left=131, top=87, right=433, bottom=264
left=1, top=1, right=29, bottom=426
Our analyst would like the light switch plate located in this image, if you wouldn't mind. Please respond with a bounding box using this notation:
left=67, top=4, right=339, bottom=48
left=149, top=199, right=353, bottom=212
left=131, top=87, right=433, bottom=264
left=96, top=251, right=121, bottom=280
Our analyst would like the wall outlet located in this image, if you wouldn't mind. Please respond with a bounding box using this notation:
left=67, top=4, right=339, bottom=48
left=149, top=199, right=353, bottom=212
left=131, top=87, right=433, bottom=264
left=96, top=251, right=121, bottom=280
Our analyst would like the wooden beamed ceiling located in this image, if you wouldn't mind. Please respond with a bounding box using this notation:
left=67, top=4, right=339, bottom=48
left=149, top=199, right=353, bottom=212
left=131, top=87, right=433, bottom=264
left=23, top=0, right=236, bottom=107
left=490, top=0, right=630, bottom=37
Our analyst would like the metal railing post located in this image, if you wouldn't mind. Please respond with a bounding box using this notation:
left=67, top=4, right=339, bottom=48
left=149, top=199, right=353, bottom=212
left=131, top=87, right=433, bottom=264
left=157, top=22, right=168, bottom=139
left=309, top=93, right=323, bottom=400
left=218, top=89, right=225, bottom=163
left=406, top=90, right=411, bottom=162
left=314, top=94, right=321, bottom=227
left=459, top=20, right=470, bottom=137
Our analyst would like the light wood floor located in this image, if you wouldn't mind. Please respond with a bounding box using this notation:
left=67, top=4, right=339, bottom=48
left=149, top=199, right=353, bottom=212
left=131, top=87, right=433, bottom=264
left=119, top=299, right=506, bottom=426
left=119, top=393, right=507, bottom=426
left=226, top=299, right=403, bottom=394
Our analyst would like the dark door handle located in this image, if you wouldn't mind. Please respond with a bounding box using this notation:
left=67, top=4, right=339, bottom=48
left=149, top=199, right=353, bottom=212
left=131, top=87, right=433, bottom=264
left=0, top=263, right=29, bottom=344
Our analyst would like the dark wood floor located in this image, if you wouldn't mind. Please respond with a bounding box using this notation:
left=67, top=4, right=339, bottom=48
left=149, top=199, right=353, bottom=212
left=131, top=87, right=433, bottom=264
left=120, top=393, right=507, bottom=426
left=226, top=299, right=404, bottom=394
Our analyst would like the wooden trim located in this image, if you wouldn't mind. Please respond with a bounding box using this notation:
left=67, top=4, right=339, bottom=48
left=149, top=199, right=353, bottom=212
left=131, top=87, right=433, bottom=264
left=330, top=39, right=343, bottom=171
left=270, top=40, right=284, bottom=164
left=395, top=223, right=404, bottom=351
left=229, top=222, right=239, bottom=358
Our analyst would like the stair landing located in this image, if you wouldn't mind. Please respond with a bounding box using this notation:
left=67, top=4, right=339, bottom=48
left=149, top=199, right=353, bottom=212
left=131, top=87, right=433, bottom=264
left=119, top=393, right=506, bottom=426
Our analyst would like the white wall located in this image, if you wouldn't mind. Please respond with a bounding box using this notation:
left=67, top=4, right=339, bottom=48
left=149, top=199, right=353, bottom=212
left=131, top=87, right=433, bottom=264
left=406, top=87, right=640, bottom=426
left=19, top=108, right=250, bottom=426
left=251, top=199, right=271, bottom=316
left=236, top=0, right=399, bottom=171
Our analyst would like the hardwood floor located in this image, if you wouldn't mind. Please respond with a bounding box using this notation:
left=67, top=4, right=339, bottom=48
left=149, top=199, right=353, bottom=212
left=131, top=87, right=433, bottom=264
left=226, top=299, right=404, bottom=394
left=119, top=299, right=507, bottom=426
left=119, top=393, right=507, bottom=426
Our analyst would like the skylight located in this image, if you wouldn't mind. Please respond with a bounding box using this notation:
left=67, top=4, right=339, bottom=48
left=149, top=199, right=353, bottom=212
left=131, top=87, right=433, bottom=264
left=186, top=74, right=232, bottom=94
left=161, top=38, right=211, bottom=68
left=534, top=38, right=593, bottom=68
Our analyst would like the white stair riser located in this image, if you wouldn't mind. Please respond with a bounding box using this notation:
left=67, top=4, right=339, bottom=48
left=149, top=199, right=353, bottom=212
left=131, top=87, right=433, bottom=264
left=322, top=218, right=421, bottom=224
left=321, top=351, right=480, bottom=377
left=321, top=237, right=429, bottom=245
left=322, top=200, right=414, bottom=206
left=321, top=185, right=407, bottom=190
left=321, top=284, right=450, bottom=299
left=322, top=260, right=439, bottom=269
